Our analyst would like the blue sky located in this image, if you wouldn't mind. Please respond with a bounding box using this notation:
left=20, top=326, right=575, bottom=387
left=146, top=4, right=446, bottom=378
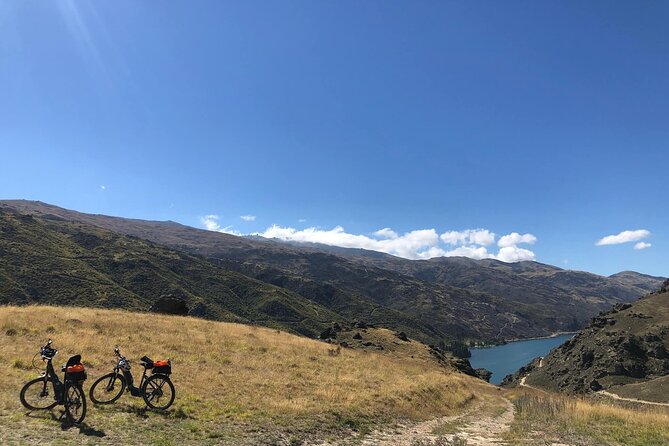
left=0, top=1, right=667, bottom=276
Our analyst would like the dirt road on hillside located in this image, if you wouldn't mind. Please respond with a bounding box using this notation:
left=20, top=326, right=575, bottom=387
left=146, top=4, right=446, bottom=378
left=319, top=398, right=515, bottom=446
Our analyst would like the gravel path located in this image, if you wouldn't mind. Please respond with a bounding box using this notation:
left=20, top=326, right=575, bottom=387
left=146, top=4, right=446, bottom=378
left=319, top=398, right=516, bottom=446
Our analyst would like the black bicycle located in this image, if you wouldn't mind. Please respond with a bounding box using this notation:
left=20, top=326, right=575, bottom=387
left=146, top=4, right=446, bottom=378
left=19, top=339, right=88, bottom=424
left=89, top=346, right=175, bottom=410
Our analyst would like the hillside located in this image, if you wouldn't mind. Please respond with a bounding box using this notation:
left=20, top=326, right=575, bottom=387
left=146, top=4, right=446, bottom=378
left=2, top=200, right=664, bottom=344
left=505, top=282, right=669, bottom=401
left=0, top=207, right=342, bottom=338
left=0, top=305, right=497, bottom=445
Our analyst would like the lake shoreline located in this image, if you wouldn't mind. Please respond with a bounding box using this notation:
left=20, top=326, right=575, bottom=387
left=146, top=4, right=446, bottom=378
left=470, top=331, right=577, bottom=350
left=468, top=333, right=576, bottom=385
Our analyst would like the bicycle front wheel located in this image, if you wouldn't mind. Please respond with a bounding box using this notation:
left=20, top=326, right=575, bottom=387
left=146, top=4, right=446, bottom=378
left=64, top=383, right=87, bottom=424
left=20, top=377, right=59, bottom=410
left=89, top=372, right=125, bottom=404
left=142, top=374, right=175, bottom=410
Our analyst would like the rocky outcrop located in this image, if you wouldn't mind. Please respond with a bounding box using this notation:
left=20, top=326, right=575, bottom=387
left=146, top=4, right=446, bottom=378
left=474, top=368, right=493, bottom=382
left=149, top=296, right=189, bottom=315
left=509, top=290, right=669, bottom=394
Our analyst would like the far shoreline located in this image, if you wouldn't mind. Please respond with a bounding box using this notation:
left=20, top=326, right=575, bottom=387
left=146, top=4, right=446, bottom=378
left=470, top=331, right=577, bottom=350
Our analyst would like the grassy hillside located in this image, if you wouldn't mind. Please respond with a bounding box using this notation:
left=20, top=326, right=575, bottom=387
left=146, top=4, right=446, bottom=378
left=504, top=389, right=669, bottom=446
left=0, top=306, right=493, bottom=445
left=0, top=208, right=342, bottom=338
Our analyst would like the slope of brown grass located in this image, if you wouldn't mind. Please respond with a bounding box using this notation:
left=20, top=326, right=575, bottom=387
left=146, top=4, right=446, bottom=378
left=0, top=306, right=489, bottom=445
left=504, top=389, right=669, bottom=446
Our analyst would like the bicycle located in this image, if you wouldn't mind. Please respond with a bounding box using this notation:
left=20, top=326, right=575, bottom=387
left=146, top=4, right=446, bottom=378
left=89, top=346, right=175, bottom=410
left=19, top=339, right=88, bottom=424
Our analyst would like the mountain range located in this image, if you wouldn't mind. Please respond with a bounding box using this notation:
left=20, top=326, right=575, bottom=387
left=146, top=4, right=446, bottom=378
left=0, top=200, right=664, bottom=346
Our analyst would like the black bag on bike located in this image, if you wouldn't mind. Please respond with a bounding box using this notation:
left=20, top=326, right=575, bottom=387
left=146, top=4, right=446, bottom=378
left=152, top=359, right=172, bottom=375
left=63, top=354, right=87, bottom=383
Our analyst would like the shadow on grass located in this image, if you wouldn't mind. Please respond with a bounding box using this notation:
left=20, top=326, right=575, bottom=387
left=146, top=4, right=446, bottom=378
left=116, top=402, right=188, bottom=420
left=60, top=420, right=106, bottom=437
left=23, top=410, right=106, bottom=437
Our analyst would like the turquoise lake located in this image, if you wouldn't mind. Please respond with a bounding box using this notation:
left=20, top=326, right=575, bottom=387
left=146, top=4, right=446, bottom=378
left=469, top=333, right=575, bottom=385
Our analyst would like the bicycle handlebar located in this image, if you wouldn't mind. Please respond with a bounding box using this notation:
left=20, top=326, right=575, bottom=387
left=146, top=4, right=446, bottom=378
left=40, top=339, right=57, bottom=360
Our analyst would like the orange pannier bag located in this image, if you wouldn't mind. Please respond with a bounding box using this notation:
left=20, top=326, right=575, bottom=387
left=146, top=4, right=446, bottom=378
left=66, top=364, right=85, bottom=373
left=152, top=359, right=172, bottom=375
left=65, top=363, right=87, bottom=382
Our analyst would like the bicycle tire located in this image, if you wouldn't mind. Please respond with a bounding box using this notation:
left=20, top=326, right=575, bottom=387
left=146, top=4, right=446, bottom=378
left=64, top=383, right=86, bottom=424
left=141, top=374, right=175, bottom=410
left=89, top=372, right=126, bottom=404
left=20, top=377, right=59, bottom=410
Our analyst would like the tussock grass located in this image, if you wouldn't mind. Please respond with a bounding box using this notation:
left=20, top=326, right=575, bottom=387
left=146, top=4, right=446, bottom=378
left=0, top=305, right=484, bottom=445
left=505, top=391, right=669, bottom=446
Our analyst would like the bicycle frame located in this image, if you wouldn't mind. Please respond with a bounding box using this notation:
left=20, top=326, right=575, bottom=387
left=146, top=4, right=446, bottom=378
left=38, top=348, right=65, bottom=403
left=109, top=349, right=151, bottom=397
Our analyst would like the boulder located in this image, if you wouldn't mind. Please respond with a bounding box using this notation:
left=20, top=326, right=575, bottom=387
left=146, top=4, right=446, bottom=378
left=475, top=368, right=493, bottom=382
left=149, top=296, right=189, bottom=315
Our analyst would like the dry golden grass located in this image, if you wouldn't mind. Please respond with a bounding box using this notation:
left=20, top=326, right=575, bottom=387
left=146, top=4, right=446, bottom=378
left=0, top=305, right=487, bottom=445
left=505, top=389, right=669, bottom=446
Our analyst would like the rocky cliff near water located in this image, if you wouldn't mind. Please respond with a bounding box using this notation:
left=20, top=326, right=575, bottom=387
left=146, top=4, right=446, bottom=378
left=503, top=285, right=669, bottom=395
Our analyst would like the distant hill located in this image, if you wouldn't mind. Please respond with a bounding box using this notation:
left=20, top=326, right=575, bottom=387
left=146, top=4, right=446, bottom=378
left=1, top=200, right=664, bottom=344
left=504, top=281, right=669, bottom=402
left=608, top=271, right=667, bottom=293
left=0, top=207, right=342, bottom=338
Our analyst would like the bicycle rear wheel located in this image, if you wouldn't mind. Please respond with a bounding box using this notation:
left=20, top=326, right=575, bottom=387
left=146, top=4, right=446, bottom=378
left=142, top=374, right=175, bottom=410
left=64, top=383, right=87, bottom=424
left=20, top=377, right=58, bottom=410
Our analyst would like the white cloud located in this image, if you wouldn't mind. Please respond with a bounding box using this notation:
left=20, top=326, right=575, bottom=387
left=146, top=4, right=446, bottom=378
left=596, top=229, right=650, bottom=246
left=440, top=229, right=496, bottom=246
left=259, top=225, right=440, bottom=260
left=496, top=246, right=536, bottom=262
left=240, top=215, right=256, bottom=222
left=443, top=245, right=493, bottom=260
left=374, top=228, right=399, bottom=239
left=200, top=215, right=241, bottom=235
left=251, top=224, right=538, bottom=262
left=634, top=242, right=652, bottom=250
left=497, top=232, right=537, bottom=248
left=100, top=185, right=106, bottom=190
left=199, top=214, right=538, bottom=262
left=298, top=218, right=307, bottom=223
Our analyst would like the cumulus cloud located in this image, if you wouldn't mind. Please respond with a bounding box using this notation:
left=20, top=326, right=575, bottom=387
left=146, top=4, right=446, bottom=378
left=200, top=215, right=242, bottom=235
left=260, top=225, right=440, bottom=260
left=443, top=245, right=492, bottom=260
left=497, top=246, right=536, bottom=262
left=441, top=229, right=496, bottom=246
left=596, top=229, right=650, bottom=246
left=634, top=242, right=652, bottom=250
left=240, top=215, right=256, bottom=222
left=199, top=214, right=538, bottom=262
left=251, top=225, right=537, bottom=262
left=498, top=232, right=537, bottom=248
left=374, top=228, right=399, bottom=239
